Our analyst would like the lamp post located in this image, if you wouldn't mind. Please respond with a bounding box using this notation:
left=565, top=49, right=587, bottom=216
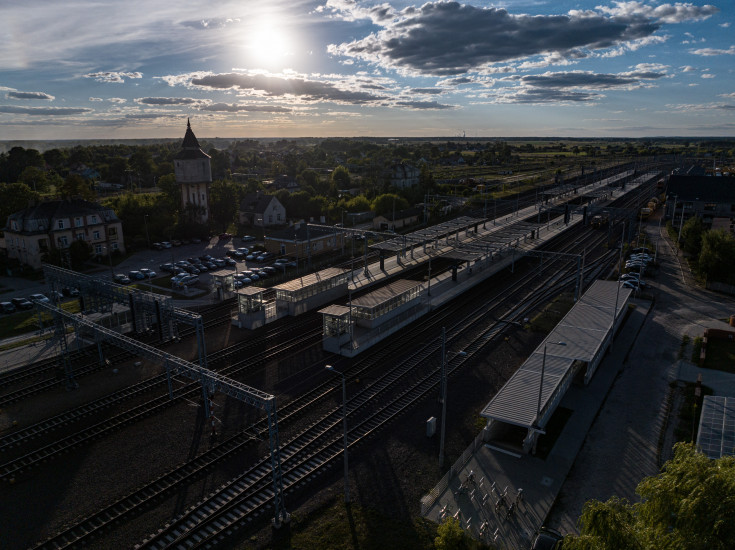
left=102, top=245, right=114, bottom=279
left=536, top=341, right=566, bottom=428
left=143, top=214, right=151, bottom=249
left=325, top=364, right=349, bottom=503
left=438, top=327, right=467, bottom=467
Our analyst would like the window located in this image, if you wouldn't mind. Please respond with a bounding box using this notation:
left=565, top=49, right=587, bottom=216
left=111, top=242, right=119, bottom=250
left=269, top=215, right=273, bottom=223
left=74, top=217, right=83, bottom=227
left=201, top=193, right=205, bottom=201
left=93, top=230, right=100, bottom=240
left=11, top=220, right=17, bottom=231
left=57, top=219, right=65, bottom=230
left=76, top=233, right=85, bottom=241
left=108, top=227, right=117, bottom=237
left=94, top=244, right=102, bottom=255
left=58, top=236, right=69, bottom=247
left=91, top=215, right=98, bottom=224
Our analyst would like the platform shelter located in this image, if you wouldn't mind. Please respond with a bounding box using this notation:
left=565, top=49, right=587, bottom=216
left=481, top=280, right=632, bottom=455
left=273, top=267, right=349, bottom=316
left=210, top=269, right=236, bottom=301
left=233, top=286, right=269, bottom=330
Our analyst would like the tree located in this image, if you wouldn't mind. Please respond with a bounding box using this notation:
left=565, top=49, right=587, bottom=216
left=19, top=166, right=49, bottom=193
left=563, top=443, right=735, bottom=550
left=209, top=180, right=240, bottom=232
left=68, top=239, right=92, bottom=269
left=331, top=165, right=351, bottom=189
left=434, top=517, right=471, bottom=550
left=371, top=193, right=409, bottom=217
left=680, top=215, right=704, bottom=257
left=698, top=229, right=735, bottom=285
left=57, top=173, right=95, bottom=200
left=0, top=183, right=40, bottom=223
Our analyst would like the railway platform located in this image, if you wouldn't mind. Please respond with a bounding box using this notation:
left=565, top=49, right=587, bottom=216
left=420, top=297, right=651, bottom=547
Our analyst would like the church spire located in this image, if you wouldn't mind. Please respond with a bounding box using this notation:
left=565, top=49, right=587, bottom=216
left=182, top=118, right=201, bottom=149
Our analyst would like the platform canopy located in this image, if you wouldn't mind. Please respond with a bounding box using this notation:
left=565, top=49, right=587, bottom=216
left=481, top=280, right=631, bottom=429
left=272, top=267, right=347, bottom=293
left=697, top=396, right=735, bottom=459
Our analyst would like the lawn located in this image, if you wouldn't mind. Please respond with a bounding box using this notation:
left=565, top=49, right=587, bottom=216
left=0, top=299, right=81, bottom=340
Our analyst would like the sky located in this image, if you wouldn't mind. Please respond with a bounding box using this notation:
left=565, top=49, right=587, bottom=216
left=0, top=0, right=733, bottom=140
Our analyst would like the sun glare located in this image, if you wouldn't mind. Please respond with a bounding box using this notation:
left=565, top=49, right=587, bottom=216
left=246, top=18, right=293, bottom=68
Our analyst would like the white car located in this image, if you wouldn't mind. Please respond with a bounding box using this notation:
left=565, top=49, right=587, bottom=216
left=139, top=268, right=157, bottom=278
left=29, top=293, right=50, bottom=303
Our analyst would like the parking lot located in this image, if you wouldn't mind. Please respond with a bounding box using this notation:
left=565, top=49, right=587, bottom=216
left=0, top=235, right=298, bottom=316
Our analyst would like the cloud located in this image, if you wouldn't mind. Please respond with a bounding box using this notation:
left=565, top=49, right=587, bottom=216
left=0, top=105, right=92, bottom=115
left=491, top=88, right=604, bottom=104
left=84, top=71, right=143, bottom=83
left=327, top=1, right=671, bottom=75
left=135, top=97, right=202, bottom=105
left=505, top=66, right=666, bottom=90
left=680, top=65, right=697, bottom=72
left=198, top=103, right=292, bottom=113
left=108, top=97, right=127, bottom=104
left=409, top=88, right=444, bottom=95
left=721, top=92, right=735, bottom=99
left=721, top=22, right=731, bottom=28
left=7, top=91, right=55, bottom=100
left=690, top=45, right=735, bottom=56
left=89, top=97, right=103, bottom=102
left=165, top=71, right=388, bottom=104
left=596, top=2, right=718, bottom=24
left=438, top=77, right=475, bottom=86
left=701, top=73, right=716, bottom=79
left=394, top=100, right=455, bottom=110
left=180, top=17, right=241, bottom=29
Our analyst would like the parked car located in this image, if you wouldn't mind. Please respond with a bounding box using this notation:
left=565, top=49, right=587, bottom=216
left=1, top=302, right=17, bottom=314
left=113, top=273, right=131, bottom=284
left=128, top=270, right=146, bottom=281
left=218, top=232, right=232, bottom=240
left=531, top=527, right=564, bottom=550
left=184, top=265, right=201, bottom=275
left=223, top=257, right=237, bottom=266
left=262, top=266, right=277, bottom=274
left=171, top=239, right=182, bottom=246
left=273, top=258, right=289, bottom=266
left=159, top=263, right=175, bottom=273
left=29, top=293, right=50, bottom=304
left=256, top=252, right=274, bottom=262
left=246, top=253, right=258, bottom=261
left=241, top=235, right=256, bottom=242
left=152, top=242, right=164, bottom=250
left=11, top=297, right=33, bottom=310
left=212, top=258, right=226, bottom=267
left=191, top=237, right=202, bottom=244
left=161, top=241, right=172, bottom=249
left=139, top=268, right=157, bottom=278
left=62, top=286, right=80, bottom=297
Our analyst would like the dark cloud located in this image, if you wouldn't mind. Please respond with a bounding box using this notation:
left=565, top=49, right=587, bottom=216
left=513, top=69, right=665, bottom=90
left=409, top=88, right=444, bottom=95
left=135, top=97, right=201, bottom=105
left=330, top=2, right=661, bottom=75
left=497, top=88, right=603, bottom=104
left=187, top=72, right=388, bottom=104
left=7, top=91, right=54, bottom=100
left=0, top=105, right=92, bottom=115
left=394, top=100, right=454, bottom=109
left=198, top=103, right=292, bottom=113
left=440, top=77, right=474, bottom=86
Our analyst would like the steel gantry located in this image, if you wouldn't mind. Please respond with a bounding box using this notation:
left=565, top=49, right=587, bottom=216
left=34, top=300, right=290, bottom=528
left=42, top=264, right=208, bottom=369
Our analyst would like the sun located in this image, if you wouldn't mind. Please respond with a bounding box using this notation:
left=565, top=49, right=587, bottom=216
left=245, top=18, right=293, bottom=68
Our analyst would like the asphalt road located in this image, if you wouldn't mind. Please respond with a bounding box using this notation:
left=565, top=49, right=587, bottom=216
left=545, top=217, right=735, bottom=534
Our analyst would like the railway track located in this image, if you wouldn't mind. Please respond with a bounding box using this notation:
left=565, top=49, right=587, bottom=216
left=24, top=177, right=653, bottom=548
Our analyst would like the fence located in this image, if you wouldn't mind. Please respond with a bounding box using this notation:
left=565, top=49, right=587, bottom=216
left=420, top=427, right=488, bottom=516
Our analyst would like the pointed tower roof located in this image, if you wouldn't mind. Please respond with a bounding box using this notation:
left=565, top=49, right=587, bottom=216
left=176, top=118, right=210, bottom=160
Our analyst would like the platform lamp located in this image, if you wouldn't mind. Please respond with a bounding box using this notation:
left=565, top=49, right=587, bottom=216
left=536, top=341, right=566, bottom=430
left=325, top=364, right=349, bottom=503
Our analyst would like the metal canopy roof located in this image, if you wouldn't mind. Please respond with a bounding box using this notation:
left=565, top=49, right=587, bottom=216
left=697, top=396, right=735, bottom=459
left=440, top=250, right=483, bottom=262
left=318, top=304, right=351, bottom=316
left=272, top=267, right=347, bottom=292
left=237, top=286, right=265, bottom=296
left=351, top=279, right=422, bottom=308
left=481, top=280, right=632, bottom=428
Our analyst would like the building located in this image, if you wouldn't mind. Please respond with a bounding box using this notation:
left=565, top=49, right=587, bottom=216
left=373, top=206, right=422, bottom=231
left=388, top=163, right=421, bottom=189
left=174, top=119, right=211, bottom=225
left=264, top=222, right=345, bottom=258
left=4, top=198, right=125, bottom=269
left=239, top=192, right=286, bottom=227
left=666, top=174, right=735, bottom=234
left=263, top=174, right=300, bottom=193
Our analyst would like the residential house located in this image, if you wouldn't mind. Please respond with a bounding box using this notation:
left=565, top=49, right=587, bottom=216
left=265, top=222, right=345, bottom=258
left=388, top=163, right=421, bottom=189
left=4, top=198, right=125, bottom=269
left=263, top=174, right=300, bottom=193
left=239, top=192, right=287, bottom=227
left=373, top=206, right=423, bottom=231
